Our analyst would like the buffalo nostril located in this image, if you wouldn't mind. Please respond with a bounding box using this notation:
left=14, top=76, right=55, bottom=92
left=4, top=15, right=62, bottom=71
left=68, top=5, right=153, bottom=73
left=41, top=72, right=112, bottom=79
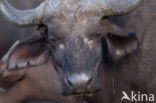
left=66, top=76, right=73, bottom=87
left=66, top=73, right=93, bottom=87
left=87, top=75, right=93, bottom=85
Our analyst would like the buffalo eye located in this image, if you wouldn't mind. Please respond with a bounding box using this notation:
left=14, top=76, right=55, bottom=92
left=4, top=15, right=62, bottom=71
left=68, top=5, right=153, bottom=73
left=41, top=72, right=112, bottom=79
left=48, top=35, right=65, bottom=49
left=89, top=32, right=102, bottom=40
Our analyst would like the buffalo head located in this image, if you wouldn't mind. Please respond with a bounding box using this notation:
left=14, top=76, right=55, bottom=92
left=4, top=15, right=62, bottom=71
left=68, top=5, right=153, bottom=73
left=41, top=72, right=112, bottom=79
left=0, top=0, right=142, bottom=96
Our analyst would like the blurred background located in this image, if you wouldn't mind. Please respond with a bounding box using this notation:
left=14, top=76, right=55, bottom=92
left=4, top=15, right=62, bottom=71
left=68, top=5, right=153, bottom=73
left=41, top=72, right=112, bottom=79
left=0, top=0, right=44, bottom=58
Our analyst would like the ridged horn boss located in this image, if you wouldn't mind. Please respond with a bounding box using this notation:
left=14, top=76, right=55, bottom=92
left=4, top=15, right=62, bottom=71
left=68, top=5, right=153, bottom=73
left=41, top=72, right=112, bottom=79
left=0, top=0, right=143, bottom=27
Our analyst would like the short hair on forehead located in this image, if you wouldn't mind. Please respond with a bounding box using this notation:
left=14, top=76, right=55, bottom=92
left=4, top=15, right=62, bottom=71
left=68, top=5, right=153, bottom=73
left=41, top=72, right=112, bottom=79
left=47, top=13, right=101, bottom=38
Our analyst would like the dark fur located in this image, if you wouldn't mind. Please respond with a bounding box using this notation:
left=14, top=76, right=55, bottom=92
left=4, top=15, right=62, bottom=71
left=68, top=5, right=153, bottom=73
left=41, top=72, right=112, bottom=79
left=0, top=0, right=156, bottom=103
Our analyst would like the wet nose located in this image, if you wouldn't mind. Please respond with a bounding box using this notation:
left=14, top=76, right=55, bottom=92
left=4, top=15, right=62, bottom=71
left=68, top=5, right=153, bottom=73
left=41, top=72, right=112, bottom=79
left=67, top=73, right=93, bottom=87
left=63, top=73, right=100, bottom=95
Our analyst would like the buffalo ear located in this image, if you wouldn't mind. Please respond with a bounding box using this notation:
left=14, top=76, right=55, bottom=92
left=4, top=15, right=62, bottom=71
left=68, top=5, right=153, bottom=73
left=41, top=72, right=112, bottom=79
left=105, top=32, right=139, bottom=60
left=7, top=35, right=49, bottom=71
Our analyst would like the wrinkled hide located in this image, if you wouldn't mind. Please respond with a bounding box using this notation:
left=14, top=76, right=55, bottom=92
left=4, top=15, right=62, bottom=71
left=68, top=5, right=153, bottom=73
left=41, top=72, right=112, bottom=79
left=0, top=0, right=155, bottom=103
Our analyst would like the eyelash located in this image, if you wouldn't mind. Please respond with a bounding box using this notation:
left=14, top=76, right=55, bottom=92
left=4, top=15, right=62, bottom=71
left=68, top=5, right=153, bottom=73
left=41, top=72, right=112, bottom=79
left=48, top=35, right=64, bottom=48
left=49, top=36, right=57, bottom=42
left=88, top=33, right=102, bottom=41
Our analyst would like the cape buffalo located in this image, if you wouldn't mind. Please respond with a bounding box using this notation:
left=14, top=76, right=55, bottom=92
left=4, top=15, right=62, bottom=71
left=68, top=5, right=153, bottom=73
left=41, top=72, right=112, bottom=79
left=0, top=0, right=156, bottom=103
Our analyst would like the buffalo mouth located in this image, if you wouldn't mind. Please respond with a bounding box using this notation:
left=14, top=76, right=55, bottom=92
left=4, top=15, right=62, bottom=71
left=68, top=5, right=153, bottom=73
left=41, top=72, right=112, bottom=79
left=63, top=89, right=98, bottom=97
left=68, top=91, right=94, bottom=97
